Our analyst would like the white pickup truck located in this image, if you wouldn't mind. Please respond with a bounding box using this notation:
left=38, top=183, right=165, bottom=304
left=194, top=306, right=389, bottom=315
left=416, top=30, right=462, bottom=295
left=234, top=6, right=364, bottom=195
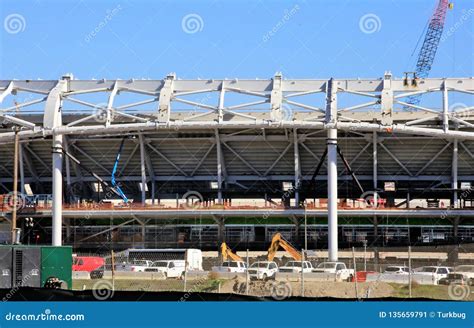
left=279, top=261, right=313, bottom=273
left=312, top=262, right=354, bottom=281
left=211, top=261, right=247, bottom=273
left=144, top=260, right=186, bottom=278
left=413, top=266, right=451, bottom=285
left=117, top=260, right=153, bottom=272
left=248, top=261, right=279, bottom=280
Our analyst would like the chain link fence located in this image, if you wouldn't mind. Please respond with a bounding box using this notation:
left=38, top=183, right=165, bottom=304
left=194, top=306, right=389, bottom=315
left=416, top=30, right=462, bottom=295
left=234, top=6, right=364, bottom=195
left=69, top=244, right=474, bottom=301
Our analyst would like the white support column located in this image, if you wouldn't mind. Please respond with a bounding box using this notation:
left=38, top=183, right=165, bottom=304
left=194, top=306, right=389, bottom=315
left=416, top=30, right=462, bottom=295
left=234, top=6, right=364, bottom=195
left=19, top=144, right=25, bottom=195
left=326, top=78, right=338, bottom=261
left=215, top=130, right=223, bottom=204
left=45, top=78, right=68, bottom=246
left=139, top=134, right=147, bottom=204
left=452, top=137, right=458, bottom=208
left=442, top=81, right=449, bottom=133
left=373, top=131, right=378, bottom=204
left=293, top=128, right=300, bottom=206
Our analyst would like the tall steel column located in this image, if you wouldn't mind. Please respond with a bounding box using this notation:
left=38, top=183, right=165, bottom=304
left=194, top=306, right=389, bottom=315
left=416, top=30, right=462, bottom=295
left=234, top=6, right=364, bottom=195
left=373, top=131, right=378, bottom=204
left=52, top=133, right=63, bottom=246
left=294, top=128, right=300, bottom=206
left=327, top=128, right=338, bottom=261
left=452, top=137, right=458, bottom=208
left=326, top=78, right=338, bottom=261
left=139, top=134, right=147, bottom=204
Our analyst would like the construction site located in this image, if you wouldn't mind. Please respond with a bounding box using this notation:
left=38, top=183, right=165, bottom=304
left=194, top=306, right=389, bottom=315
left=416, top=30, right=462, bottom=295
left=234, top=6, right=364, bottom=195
left=0, top=0, right=473, bottom=302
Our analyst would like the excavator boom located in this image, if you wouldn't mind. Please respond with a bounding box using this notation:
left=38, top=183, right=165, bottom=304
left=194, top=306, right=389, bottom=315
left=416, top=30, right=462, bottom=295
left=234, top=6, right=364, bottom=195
left=267, top=233, right=302, bottom=261
left=221, top=242, right=243, bottom=262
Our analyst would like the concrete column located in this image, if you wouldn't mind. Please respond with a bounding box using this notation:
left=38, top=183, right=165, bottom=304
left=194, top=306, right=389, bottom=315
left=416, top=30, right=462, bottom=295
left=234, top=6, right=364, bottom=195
left=52, top=134, right=63, bottom=246
left=327, top=128, right=338, bottom=261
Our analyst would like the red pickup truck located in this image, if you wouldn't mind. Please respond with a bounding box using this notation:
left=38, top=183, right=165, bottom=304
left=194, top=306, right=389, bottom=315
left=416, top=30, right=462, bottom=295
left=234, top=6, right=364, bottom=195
left=72, top=256, right=105, bottom=279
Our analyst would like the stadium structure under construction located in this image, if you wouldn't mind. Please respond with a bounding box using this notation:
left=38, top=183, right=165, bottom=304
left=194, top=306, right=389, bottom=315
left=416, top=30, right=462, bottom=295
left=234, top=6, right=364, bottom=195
left=0, top=73, right=473, bottom=254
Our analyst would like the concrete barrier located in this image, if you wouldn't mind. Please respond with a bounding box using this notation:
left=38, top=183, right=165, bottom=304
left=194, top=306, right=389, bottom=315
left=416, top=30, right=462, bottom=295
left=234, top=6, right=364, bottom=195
left=102, top=271, right=166, bottom=280
left=185, top=271, right=209, bottom=280
left=365, top=273, right=436, bottom=285
left=210, top=272, right=246, bottom=280
left=73, top=271, right=91, bottom=280
left=275, top=272, right=338, bottom=282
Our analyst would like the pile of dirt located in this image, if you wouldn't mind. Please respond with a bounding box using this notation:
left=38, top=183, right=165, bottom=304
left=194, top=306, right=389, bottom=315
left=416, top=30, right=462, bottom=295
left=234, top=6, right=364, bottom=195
left=219, top=277, right=394, bottom=299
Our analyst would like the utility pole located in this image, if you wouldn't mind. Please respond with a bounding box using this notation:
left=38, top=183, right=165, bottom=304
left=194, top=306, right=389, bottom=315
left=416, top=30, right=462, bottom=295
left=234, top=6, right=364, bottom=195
left=11, top=127, right=19, bottom=244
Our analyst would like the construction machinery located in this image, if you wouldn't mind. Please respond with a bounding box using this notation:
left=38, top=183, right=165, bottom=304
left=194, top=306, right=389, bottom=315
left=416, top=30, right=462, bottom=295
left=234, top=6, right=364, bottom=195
left=404, top=0, right=452, bottom=108
left=267, top=233, right=302, bottom=261
left=220, top=242, right=243, bottom=262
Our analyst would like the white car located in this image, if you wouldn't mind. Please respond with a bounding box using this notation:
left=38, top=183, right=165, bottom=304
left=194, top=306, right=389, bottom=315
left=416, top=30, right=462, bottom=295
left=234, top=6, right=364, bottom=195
left=248, top=261, right=278, bottom=280
left=413, top=266, right=451, bottom=284
left=384, top=266, right=411, bottom=274
left=124, top=260, right=153, bottom=272
left=279, top=261, right=313, bottom=273
left=144, top=260, right=186, bottom=278
left=211, top=261, right=247, bottom=273
left=312, top=262, right=354, bottom=281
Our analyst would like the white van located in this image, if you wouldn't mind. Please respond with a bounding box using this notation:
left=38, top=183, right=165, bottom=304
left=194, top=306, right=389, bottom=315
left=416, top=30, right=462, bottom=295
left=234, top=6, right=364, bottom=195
left=125, top=248, right=203, bottom=271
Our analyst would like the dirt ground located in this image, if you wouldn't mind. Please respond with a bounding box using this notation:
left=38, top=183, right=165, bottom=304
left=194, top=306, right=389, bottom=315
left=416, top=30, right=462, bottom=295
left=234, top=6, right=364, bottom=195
left=219, top=276, right=394, bottom=298
left=73, top=277, right=472, bottom=300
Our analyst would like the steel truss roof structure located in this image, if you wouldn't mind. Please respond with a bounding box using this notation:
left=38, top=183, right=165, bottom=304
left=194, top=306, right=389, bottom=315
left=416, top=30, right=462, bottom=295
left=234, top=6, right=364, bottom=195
left=0, top=72, right=473, bottom=253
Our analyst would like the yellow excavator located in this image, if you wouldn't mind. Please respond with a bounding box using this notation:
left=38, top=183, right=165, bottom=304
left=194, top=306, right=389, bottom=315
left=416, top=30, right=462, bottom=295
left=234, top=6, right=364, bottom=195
left=267, top=233, right=302, bottom=261
left=221, top=242, right=243, bottom=262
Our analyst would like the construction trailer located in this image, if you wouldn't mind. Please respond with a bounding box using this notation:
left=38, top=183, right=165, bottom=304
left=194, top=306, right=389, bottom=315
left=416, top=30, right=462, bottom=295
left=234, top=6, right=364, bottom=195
left=0, top=245, right=72, bottom=289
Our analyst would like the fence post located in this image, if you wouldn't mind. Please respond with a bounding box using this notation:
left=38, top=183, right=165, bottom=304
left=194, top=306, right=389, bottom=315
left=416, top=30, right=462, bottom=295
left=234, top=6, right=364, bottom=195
left=301, top=249, right=305, bottom=297
left=408, top=245, right=412, bottom=298
left=111, top=250, right=115, bottom=291
left=352, top=246, right=358, bottom=299
left=184, top=250, right=188, bottom=292
left=246, top=249, right=249, bottom=295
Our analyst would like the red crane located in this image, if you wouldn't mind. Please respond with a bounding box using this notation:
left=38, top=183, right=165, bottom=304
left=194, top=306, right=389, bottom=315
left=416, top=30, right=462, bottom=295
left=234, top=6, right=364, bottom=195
left=404, top=0, right=452, bottom=108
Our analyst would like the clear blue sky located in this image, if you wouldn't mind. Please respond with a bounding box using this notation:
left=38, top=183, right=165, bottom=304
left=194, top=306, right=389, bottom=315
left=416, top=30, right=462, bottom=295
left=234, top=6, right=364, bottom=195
left=0, top=0, right=472, bottom=80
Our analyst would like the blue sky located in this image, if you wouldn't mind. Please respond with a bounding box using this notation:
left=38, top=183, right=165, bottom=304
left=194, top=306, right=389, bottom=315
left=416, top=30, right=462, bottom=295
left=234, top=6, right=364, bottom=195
left=0, top=0, right=472, bottom=80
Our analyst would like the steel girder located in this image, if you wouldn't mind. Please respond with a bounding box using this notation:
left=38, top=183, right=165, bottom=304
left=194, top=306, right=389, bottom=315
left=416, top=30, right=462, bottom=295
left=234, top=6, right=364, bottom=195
left=0, top=73, right=473, bottom=142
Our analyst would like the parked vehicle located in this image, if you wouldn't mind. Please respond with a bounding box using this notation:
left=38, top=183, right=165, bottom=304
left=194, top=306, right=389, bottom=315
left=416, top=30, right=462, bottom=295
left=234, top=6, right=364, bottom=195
left=116, top=260, right=153, bottom=272
left=72, top=256, right=105, bottom=279
left=248, top=261, right=278, bottom=280
left=144, top=260, right=186, bottom=278
left=439, top=265, right=474, bottom=286
left=211, top=261, right=247, bottom=273
left=125, top=248, right=203, bottom=271
left=413, top=266, right=451, bottom=285
left=312, top=262, right=354, bottom=281
left=383, top=266, right=410, bottom=274
left=279, top=261, right=313, bottom=273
